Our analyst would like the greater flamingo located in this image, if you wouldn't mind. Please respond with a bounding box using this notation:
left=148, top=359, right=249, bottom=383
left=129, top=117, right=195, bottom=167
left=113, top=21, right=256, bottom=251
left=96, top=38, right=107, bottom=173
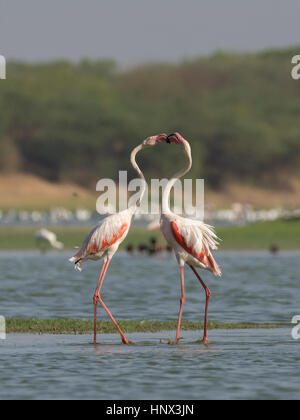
left=69, top=134, right=167, bottom=344
left=160, top=132, right=221, bottom=344
left=35, top=228, right=64, bottom=250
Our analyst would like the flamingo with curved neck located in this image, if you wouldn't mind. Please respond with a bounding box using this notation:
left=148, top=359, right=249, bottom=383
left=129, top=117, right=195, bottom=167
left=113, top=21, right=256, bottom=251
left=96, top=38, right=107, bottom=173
left=69, top=133, right=167, bottom=345
left=160, top=132, right=221, bottom=344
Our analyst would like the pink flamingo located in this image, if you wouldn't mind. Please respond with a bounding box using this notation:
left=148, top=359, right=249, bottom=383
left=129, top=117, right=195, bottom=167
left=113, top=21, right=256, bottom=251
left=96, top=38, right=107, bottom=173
left=69, top=134, right=167, bottom=344
left=160, top=132, right=221, bottom=344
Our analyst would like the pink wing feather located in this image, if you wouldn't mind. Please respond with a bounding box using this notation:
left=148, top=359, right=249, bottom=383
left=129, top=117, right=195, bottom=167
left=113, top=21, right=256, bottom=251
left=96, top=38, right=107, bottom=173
left=70, top=210, right=132, bottom=269
left=171, top=220, right=221, bottom=276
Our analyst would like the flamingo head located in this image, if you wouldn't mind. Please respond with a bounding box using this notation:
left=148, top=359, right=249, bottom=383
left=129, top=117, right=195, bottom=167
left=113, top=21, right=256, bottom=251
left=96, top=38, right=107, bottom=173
left=166, top=132, right=185, bottom=145
left=166, top=132, right=191, bottom=159
left=142, top=133, right=168, bottom=148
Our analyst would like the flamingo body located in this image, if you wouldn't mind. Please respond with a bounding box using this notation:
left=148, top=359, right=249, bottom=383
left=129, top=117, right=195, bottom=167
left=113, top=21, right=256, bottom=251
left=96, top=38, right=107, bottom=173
left=69, top=133, right=168, bottom=345
left=160, top=215, right=221, bottom=275
left=160, top=132, right=222, bottom=344
left=35, top=228, right=64, bottom=250
left=69, top=207, right=134, bottom=271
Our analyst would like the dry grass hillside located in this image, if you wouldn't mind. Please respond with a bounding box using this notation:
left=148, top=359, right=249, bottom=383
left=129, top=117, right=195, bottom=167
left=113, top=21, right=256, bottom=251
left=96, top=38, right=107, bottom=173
left=0, top=173, right=96, bottom=210
left=0, top=173, right=300, bottom=211
left=205, top=178, right=300, bottom=209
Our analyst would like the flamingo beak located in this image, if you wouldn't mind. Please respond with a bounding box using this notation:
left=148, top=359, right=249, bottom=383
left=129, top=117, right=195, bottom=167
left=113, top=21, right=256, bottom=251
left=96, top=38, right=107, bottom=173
left=142, top=137, right=155, bottom=147
left=143, top=134, right=168, bottom=147
left=166, top=133, right=175, bottom=144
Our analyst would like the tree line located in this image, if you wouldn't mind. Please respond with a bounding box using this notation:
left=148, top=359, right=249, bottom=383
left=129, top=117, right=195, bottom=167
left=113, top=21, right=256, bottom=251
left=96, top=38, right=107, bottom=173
left=0, top=47, right=300, bottom=189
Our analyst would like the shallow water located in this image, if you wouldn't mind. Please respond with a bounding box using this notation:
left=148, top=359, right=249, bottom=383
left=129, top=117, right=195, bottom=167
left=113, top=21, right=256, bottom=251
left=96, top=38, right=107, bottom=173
left=0, top=250, right=299, bottom=324
left=0, top=250, right=299, bottom=400
left=0, top=329, right=299, bottom=400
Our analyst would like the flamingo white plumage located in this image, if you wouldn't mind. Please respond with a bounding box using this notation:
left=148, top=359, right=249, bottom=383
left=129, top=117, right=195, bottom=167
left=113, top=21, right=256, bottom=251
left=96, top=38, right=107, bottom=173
left=69, top=134, right=167, bottom=345
left=35, top=228, right=64, bottom=250
left=160, top=132, right=221, bottom=344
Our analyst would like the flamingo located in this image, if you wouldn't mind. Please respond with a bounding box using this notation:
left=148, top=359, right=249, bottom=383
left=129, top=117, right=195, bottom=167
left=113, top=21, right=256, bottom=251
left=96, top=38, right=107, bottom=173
left=35, top=228, right=64, bottom=251
left=69, top=133, right=167, bottom=345
left=160, top=132, right=221, bottom=344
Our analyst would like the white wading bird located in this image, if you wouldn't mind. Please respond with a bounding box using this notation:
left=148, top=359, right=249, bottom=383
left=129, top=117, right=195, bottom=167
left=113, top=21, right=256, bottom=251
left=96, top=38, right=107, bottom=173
left=35, top=228, right=64, bottom=250
left=160, top=132, right=221, bottom=344
left=69, top=134, right=167, bottom=345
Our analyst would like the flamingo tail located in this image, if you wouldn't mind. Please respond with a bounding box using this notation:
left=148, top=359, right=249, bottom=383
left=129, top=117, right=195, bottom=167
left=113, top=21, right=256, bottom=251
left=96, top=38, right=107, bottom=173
left=199, top=222, right=220, bottom=250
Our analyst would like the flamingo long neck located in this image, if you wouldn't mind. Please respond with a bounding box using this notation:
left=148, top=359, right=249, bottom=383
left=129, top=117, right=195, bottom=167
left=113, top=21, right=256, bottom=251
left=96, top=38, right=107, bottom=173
left=162, top=142, right=192, bottom=214
left=130, top=145, right=146, bottom=210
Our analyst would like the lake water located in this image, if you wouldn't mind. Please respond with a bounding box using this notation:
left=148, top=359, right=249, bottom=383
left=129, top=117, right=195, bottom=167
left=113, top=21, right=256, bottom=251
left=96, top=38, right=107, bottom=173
left=0, top=250, right=299, bottom=323
left=0, top=329, right=299, bottom=400
left=0, top=250, right=299, bottom=400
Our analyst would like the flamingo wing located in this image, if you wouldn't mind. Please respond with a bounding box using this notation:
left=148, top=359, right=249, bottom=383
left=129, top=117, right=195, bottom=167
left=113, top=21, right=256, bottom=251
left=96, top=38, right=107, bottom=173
left=84, top=221, right=128, bottom=256
left=171, top=220, right=221, bottom=276
left=70, top=211, right=131, bottom=268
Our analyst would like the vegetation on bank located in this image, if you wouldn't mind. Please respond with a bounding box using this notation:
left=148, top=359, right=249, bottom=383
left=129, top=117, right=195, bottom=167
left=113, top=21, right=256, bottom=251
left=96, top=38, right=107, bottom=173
left=216, top=218, right=300, bottom=250
left=1, top=47, right=300, bottom=190
left=0, top=219, right=299, bottom=250
left=6, top=318, right=287, bottom=334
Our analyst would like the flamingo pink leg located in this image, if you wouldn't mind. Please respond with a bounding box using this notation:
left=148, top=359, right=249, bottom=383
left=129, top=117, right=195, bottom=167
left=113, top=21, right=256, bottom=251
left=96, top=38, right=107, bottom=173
left=93, top=259, right=130, bottom=345
left=189, top=265, right=211, bottom=343
left=93, top=260, right=107, bottom=344
left=175, top=266, right=186, bottom=344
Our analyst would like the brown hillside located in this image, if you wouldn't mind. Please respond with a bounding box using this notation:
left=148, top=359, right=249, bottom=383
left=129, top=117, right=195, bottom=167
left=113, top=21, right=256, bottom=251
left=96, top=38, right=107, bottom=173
left=0, top=173, right=299, bottom=211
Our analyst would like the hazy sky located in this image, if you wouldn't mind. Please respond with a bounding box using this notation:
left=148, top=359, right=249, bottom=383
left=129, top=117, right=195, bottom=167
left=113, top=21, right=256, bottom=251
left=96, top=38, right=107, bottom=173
left=1, top=0, right=299, bottom=65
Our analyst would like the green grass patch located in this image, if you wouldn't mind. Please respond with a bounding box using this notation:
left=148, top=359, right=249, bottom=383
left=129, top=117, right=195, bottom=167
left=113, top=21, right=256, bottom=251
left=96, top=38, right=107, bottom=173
left=0, top=226, right=92, bottom=251
left=0, top=226, right=162, bottom=251
left=0, top=219, right=299, bottom=251
left=217, top=219, right=300, bottom=250
left=6, top=318, right=288, bottom=334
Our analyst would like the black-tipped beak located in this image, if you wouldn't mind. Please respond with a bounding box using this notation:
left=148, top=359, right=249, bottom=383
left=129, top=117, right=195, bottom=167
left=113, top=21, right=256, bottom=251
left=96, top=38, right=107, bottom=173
left=166, top=133, right=174, bottom=144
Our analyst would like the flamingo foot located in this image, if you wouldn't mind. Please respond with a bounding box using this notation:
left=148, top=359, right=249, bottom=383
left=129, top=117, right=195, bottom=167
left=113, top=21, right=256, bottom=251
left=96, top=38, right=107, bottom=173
left=164, top=336, right=183, bottom=345
left=195, top=337, right=210, bottom=345
left=122, top=339, right=135, bottom=345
